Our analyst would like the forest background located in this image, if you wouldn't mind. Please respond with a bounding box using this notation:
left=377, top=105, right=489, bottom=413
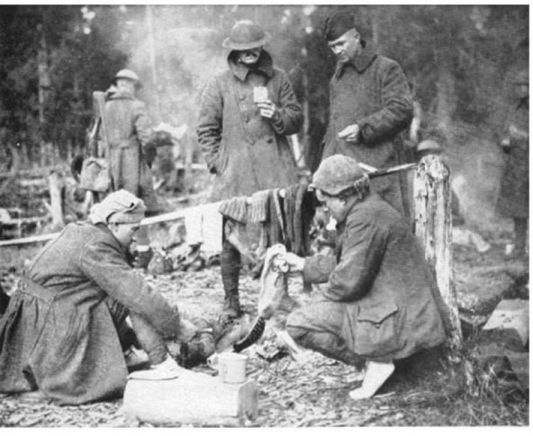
left=0, top=4, right=528, bottom=232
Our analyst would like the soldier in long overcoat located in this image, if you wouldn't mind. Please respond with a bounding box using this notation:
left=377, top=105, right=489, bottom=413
left=283, top=155, right=446, bottom=401
left=321, top=12, right=413, bottom=217
left=197, top=20, right=303, bottom=318
left=497, top=68, right=529, bottom=259
left=104, top=69, right=159, bottom=214
left=0, top=191, right=184, bottom=405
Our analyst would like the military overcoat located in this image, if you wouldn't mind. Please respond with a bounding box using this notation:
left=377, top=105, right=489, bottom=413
left=497, top=98, right=529, bottom=218
left=103, top=88, right=159, bottom=212
left=0, top=222, right=180, bottom=404
left=291, top=194, right=446, bottom=362
left=197, top=50, right=302, bottom=201
left=322, top=43, right=413, bottom=215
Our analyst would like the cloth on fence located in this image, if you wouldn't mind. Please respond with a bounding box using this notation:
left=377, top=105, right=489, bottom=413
left=218, top=196, right=248, bottom=223
left=217, top=186, right=317, bottom=271
left=184, top=203, right=223, bottom=255
left=247, top=189, right=270, bottom=224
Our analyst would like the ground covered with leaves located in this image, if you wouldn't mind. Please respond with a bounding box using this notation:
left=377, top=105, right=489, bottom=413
left=0, top=233, right=529, bottom=427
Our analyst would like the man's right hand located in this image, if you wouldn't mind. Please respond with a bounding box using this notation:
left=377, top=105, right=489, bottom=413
left=283, top=252, right=305, bottom=274
left=338, top=124, right=360, bottom=143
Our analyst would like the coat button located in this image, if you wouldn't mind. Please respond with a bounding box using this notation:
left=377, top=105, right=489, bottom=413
left=266, top=137, right=274, bottom=144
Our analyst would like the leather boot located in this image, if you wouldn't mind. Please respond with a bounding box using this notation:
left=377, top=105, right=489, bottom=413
left=220, top=241, right=242, bottom=320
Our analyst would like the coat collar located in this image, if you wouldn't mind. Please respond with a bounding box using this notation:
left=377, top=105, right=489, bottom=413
left=228, top=49, right=274, bottom=82
left=105, top=86, right=135, bottom=101
left=334, top=42, right=378, bottom=79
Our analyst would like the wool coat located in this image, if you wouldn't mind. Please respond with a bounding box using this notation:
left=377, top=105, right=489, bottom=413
left=287, top=194, right=446, bottom=362
left=322, top=43, right=413, bottom=215
left=497, top=98, right=529, bottom=218
left=103, top=89, right=159, bottom=213
left=197, top=50, right=302, bottom=201
left=0, top=222, right=180, bottom=405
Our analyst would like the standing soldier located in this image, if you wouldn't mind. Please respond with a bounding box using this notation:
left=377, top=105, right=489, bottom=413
left=321, top=12, right=413, bottom=216
left=197, top=20, right=303, bottom=319
left=497, top=68, right=529, bottom=260
left=104, top=69, right=160, bottom=216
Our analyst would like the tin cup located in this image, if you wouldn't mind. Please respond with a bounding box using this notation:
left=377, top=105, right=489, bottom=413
left=207, top=352, right=247, bottom=384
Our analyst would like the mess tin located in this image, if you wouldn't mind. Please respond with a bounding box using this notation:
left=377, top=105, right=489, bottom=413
left=207, top=351, right=248, bottom=384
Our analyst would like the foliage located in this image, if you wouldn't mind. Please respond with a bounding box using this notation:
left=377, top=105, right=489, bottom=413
left=0, top=5, right=528, bottom=168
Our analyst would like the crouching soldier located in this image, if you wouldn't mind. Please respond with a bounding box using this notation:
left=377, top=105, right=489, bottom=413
left=0, top=191, right=189, bottom=405
left=282, top=154, right=446, bottom=400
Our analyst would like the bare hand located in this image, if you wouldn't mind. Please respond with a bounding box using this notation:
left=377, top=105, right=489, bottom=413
left=282, top=252, right=305, bottom=274
left=338, top=124, right=360, bottom=143
left=257, top=100, right=279, bottom=119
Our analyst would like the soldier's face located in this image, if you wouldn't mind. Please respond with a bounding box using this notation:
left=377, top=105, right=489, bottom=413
left=328, top=29, right=360, bottom=64
left=237, top=47, right=262, bottom=65
left=110, top=222, right=141, bottom=249
left=117, top=78, right=136, bottom=94
left=316, top=190, right=347, bottom=222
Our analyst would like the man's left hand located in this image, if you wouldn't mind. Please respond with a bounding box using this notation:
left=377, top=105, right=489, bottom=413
left=257, top=100, right=280, bottom=120
left=338, top=124, right=360, bottom=143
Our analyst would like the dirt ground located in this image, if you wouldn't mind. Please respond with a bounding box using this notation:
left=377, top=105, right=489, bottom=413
left=0, top=228, right=529, bottom=427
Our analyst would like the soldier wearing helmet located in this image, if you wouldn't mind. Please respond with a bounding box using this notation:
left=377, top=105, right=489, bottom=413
left=102, top=69, right=160, bottom=215
left=197, top=20, right=303, bottom=319
left=280, top=154, right=446, bottom=401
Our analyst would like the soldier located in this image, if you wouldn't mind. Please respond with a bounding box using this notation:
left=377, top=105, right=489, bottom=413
left=0, top=191, right=187, bottom=404
left=321, top=12, right=413, bottom=217
left=282, top=154, right=446, bottom=400
left=497, top=68, right=529, bottom=260
left=104, top=69, right=160, bottom=215
left=197, top=20, right=303, bottom=319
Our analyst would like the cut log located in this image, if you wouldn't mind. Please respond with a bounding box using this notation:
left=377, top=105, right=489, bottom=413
left=122, top=369, right=258, bottom=426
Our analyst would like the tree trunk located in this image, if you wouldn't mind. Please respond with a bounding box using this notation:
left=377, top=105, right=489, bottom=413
left=37, top=22, right=52, bottom=168
left=145, top=5, right=161, bottom=119
left=8, top=143, right=21, bottom=174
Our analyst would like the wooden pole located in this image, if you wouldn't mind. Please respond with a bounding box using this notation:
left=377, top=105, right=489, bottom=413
left=413, top=155, right=462, bottom=349
left=48, top=171, right=65, bottom=229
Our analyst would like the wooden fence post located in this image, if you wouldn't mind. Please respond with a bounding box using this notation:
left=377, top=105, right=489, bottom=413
left=413, top=155, right=463, bottom=352
left=47, top=170, right=65, bottom=229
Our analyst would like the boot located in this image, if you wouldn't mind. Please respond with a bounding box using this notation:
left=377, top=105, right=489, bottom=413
left=222, top=291, right=242, bottom=319
left=220, top=241, right=243, bottom=320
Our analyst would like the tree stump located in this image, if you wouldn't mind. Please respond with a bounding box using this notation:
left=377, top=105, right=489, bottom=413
left=413, top=155, right=463, bottom=354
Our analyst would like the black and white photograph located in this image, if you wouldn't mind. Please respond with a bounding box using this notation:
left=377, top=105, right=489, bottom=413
left=0, top=1, right=529, bottom=428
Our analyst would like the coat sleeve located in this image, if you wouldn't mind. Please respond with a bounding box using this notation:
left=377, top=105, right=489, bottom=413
left=357, top=60, right=413, bottom=145
left=79, top=239, right=181, bottom=338
left=321, top=219, right=388, bottom=303
left=270, top=71, right=303, bottom=136
left=302, top=253, right=337, bottom=283
left=196, top=77, right=224, bottom=174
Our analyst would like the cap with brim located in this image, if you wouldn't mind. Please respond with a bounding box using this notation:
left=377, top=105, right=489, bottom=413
left=115, top=69, right=140, bottom=83
left=222, top=20, right=270, bottom=51
left=311, top=154, right=366, bottom=196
